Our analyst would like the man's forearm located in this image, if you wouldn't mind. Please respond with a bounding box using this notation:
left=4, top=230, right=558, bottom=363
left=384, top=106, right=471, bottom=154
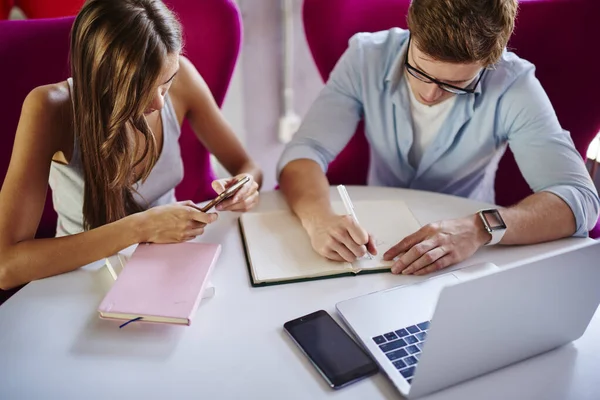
left=499, top=191, right=577, bottom=245
left=279, top=159, right=334, bottom=230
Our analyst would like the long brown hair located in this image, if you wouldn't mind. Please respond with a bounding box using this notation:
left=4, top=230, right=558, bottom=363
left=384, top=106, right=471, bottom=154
left=70, top=0, right=182, bottom=230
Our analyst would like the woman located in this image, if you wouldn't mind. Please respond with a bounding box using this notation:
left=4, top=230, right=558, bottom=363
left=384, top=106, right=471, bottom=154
left=0, top=0, right=262, bottom=290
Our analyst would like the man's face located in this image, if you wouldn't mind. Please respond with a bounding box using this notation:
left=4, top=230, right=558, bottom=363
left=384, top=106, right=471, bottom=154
left=406, top=40, right=484, bottom=106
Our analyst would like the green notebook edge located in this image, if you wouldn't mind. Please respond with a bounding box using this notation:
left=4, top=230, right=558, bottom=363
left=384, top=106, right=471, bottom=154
left=237, top=218, right=391, bottom=288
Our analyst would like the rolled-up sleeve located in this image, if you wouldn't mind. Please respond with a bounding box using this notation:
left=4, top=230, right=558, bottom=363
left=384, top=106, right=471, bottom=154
left=500, top=69, right=600, bottom=236
left=276, top=34, right=366, bottom=180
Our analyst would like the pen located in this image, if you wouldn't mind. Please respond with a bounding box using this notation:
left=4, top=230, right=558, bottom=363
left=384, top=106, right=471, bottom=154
left=337, top=185, right=373, bottom=260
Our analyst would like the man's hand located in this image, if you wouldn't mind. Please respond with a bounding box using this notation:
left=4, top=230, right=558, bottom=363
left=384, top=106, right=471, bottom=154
left=306, top=213, right=378, bottom=262
left=383, top=215, right=490, bottom=275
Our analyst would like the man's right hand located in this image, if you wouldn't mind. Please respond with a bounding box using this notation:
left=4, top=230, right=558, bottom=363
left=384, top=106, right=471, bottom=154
left=305, top=213, right=377, bottom=262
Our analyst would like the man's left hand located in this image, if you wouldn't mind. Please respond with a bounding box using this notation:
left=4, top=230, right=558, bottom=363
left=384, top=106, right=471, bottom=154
left=383, top=215, right=491, bottom=276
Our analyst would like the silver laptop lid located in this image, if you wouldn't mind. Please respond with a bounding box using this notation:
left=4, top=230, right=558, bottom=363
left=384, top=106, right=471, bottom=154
left=409, top=241, right=600, bottom=398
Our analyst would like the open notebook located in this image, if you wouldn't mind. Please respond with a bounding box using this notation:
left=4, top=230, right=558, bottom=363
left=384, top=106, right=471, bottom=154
left=98, top=242, right=221, bottom=326
left=239, top=200, right=421, bottom=286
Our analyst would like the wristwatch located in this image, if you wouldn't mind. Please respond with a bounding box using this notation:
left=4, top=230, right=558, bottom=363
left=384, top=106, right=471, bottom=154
left=477, top=209, right=507, bottom=246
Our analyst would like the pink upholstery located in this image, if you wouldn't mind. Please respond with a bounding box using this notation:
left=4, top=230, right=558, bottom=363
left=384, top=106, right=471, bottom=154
left=0, top=17, right=72, bottom=239
left=14, top=0, right=83, bottom=19
left=302, top=0, right=600, bottom=238
left=0, top=0, right=13, bottom=20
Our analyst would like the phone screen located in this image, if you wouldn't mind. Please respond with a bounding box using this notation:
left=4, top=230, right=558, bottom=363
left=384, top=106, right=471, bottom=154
left=284, top=310, right=378, bottom=388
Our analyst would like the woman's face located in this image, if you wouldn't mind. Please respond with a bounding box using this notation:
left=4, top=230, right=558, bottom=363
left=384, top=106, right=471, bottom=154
left=144, top=52, right=180, bottom=115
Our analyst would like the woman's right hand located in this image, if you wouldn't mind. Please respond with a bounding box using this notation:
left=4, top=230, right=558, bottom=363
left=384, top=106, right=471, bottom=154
left=133, top=201, right=218, bottom=243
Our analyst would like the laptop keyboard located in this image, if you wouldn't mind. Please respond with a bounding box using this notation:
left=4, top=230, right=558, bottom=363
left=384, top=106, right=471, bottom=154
left=372, top=321, right=430, bottom=384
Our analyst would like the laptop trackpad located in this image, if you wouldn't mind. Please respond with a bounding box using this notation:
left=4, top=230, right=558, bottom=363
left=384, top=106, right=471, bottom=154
left=337, top=273, right=459, bottom=338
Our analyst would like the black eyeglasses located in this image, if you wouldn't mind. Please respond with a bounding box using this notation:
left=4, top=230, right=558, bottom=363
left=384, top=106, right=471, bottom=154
left=404, top=36, right=485, bottom=95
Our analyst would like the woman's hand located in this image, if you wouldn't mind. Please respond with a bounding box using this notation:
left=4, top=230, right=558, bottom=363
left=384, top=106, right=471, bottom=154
left=211, top=173, right=259, bottom=212
left=134, top=201, right=217, bottom=243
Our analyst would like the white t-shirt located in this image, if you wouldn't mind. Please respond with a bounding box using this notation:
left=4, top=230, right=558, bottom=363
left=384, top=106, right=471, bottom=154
left=406, top=80, right=457, bottom=168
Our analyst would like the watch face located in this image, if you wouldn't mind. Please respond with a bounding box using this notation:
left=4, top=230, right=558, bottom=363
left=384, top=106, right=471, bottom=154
left=481, top=209, right=506, bottom=230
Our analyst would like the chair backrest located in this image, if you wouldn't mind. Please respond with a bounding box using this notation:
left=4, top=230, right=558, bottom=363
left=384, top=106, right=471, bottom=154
left=165, top=0, right=242, bottom=202
left=13, top=0, right=83, bottom=19
left=0, top=17, right=73, bottom=239
left=302, top=0, right=600, bottom=202
left=495, top=0, right=600, bottom=207
left=303, top=0, right=410, bottom=185
left=0, top=0, right=13, bottom=20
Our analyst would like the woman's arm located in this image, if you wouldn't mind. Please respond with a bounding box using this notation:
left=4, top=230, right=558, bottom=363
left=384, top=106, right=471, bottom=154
left=170, top=57, right=263, bottom=188
left=0, top=86, right=214, bottom=289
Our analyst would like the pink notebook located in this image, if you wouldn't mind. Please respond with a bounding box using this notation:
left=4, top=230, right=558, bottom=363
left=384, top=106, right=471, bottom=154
left=98, top=242, right=221, bottom=326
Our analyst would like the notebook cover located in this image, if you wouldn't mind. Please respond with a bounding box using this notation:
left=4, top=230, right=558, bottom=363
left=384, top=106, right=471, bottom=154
left=238, top=219, right=389, bottom=287
left=98, top=242, right=221, bottom=325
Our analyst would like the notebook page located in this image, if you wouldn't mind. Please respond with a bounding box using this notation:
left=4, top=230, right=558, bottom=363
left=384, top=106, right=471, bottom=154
left=241, top=210, right=352, bottom=283
left=331, top=200, right=422, bottom=271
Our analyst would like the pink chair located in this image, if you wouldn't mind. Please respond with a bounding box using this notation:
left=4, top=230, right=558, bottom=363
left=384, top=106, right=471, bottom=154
left=302, top=0, right=600, bottom=238
left=13, top=0, right=84, bottom=19
left=0, top=0, right=13, bottom=20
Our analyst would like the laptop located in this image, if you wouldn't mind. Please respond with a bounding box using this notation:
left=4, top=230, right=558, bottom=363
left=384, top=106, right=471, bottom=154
left=336, top=242, right=600, bottom=398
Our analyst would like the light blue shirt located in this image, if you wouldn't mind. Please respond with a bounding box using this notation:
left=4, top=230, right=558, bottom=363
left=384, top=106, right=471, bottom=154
left=277, top=28, right=600, bottom=237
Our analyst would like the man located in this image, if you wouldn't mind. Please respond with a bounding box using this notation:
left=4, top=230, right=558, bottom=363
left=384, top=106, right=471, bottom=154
left=276, top=0, right=600, bottom=276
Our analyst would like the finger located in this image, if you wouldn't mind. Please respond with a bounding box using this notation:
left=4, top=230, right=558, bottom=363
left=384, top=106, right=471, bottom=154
left=218, top=181, right=258, bottom=210
left=220, top=189, right=259, bottom=212
left=177, top=200, right=206, bottom=213
left=211, top=180, right=226, bottom=194
left=328, top=239, right=358, bottom=263
left=215, top=183, right=254, bottom=210
left=331, top=229, right=367, bottom=258
left=391, top=239, right=438, bottom=274
left=343, top=217, right=369, bottom=246
left=413, top=253, right=455, bottom=276
left=401, top=246, right=447, bottom=275
left=366, top=234, right=378, bottom=256
left=186, top=207, right=218, bottom=224
left=383, top=228, right=428, bottom=261
left=324, top=250, right=345, bottom=262
left=185, top=227, right=205, bottom=238
left=188, top=220, right=206, bottom=229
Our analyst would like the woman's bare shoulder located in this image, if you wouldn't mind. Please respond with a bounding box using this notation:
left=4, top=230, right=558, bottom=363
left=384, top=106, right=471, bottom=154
left=22, top=81, right=74, bottom=153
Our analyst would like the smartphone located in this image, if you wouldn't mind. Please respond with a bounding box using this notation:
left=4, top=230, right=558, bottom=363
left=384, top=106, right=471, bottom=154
left=283, top=310, right=379, bottom=389
left=200, top=175, right=250, bottom=212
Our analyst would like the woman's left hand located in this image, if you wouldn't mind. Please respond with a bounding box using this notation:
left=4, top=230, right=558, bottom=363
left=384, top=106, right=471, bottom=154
left=211, top=173, right=259, bottom=212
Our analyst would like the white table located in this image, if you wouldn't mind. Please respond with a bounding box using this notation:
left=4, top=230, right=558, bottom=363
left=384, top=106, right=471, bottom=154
left=1, top=187, right=598, bottom=400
